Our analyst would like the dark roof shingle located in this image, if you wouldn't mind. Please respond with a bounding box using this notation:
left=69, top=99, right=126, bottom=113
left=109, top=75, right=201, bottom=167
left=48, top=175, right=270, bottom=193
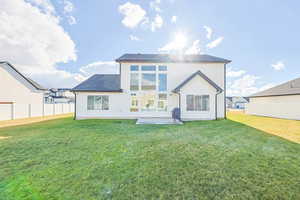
left=72, top=74, right=122, bottom=92
left=250, top=77, right=300, bottom=97
left=116, top=54, right=231, bottom=64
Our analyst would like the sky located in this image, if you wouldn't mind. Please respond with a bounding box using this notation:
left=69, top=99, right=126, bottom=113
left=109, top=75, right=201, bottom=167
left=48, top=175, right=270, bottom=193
left=1, top=0, right=300, bottom=96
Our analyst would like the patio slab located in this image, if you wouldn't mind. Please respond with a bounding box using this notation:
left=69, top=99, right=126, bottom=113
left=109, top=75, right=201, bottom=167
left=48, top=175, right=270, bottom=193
left=136, top=118, right=183, bottom=125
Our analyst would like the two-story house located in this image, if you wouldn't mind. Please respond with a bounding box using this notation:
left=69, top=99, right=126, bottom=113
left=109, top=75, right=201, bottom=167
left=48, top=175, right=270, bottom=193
left=72, top=54, right=231, bottom=121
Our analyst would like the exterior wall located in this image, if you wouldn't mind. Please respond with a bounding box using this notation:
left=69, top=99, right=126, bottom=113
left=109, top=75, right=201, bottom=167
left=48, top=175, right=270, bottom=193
left=180, top=75, right=217, bottom=120
left=245, top=95, right=300, bottom=120
left=76, top=62, right=225, bottom=120
left=0, top=63, right=74, bottom=121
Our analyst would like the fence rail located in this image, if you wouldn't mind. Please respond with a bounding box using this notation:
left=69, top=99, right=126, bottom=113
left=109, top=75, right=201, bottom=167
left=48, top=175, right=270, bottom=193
left=0, top=103, right=74, bottom=121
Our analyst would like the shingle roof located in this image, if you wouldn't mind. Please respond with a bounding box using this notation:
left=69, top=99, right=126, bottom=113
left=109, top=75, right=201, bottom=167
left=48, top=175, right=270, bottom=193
left=0, top=61, right=47, bottom=90
left=173, top=70, right=223, bottom=93
left=116, top=54, right=231, bottom=64
left=72, top=74, right=122, bottom=92
left=250, top=77, right=300, bottom=97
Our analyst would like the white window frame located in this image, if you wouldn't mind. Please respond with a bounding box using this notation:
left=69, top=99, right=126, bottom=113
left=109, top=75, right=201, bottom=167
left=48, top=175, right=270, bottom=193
left=87, top=95, right=109, bottom=111
left=186, top=95, right=210, bottom=112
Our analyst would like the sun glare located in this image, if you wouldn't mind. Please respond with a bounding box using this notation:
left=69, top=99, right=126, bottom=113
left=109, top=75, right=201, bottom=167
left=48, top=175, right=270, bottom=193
left=174, top=32, right=187, bottom=50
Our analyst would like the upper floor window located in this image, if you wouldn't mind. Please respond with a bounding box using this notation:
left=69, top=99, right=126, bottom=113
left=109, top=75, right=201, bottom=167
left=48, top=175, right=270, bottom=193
left=141, top=65, right=156, bottom=71
left=142, top=74, right=156, bottom=90
left=130, top=65, right=139, bottom=71
left=186, top=95, right=209, bottom=111
left=159, top=65, right=167, bottom=71
left=130, top=65, right=167, bottom=92
left=87, top=95, right=109, bottom=111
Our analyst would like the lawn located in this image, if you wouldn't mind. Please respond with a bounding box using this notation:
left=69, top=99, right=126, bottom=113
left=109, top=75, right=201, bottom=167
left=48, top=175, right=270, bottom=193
left=0, top=117, right=299, bottom=200
left=228, top=111, right=300, bottom=143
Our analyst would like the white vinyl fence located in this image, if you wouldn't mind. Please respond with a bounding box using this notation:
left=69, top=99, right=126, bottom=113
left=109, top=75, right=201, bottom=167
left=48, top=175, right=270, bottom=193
left=0, top=103, right=74, bottom=121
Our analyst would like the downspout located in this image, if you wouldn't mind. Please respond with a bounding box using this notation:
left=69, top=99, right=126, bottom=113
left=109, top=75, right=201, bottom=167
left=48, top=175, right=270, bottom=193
left=215, top=89, right=222, bottom=120
left=73, top=92, right=77, bottom=120
left=179, top=92, right=181, bottom=120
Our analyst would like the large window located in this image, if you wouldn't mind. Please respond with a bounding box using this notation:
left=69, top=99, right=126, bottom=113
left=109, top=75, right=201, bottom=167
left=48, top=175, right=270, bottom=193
left=87, top=95, right=109, bottom=111
left=159, top=74, right=167, bottom=91
left=186, top=95, right=209, bottom=111
left=142, top=74, right=156, bottom=90
left=130, top=65, right=167, bottom=92
left=130, top=73, right=139, bottom=91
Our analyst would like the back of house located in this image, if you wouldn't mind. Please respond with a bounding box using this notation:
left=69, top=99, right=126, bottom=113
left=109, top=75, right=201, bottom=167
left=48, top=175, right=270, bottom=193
left=73, top=54, right=231, bottom=121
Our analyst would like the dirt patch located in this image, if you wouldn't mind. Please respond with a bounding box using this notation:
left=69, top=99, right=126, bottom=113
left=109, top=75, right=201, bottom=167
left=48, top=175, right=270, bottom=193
left=0, top=136, right=10, bottom=140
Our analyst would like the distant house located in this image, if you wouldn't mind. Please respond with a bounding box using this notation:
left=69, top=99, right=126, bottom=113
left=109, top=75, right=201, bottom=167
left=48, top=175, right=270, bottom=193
left=0, top=61, right=47, bottom=120
left=72, top=53, right=231, bottom=120
left=45, top=88, right=74, bottom=104
left=226, top=96, right=249, bottom=109
left=246, top=77, right=300, bottom=120
left=0, top=61, right=74, bottom=121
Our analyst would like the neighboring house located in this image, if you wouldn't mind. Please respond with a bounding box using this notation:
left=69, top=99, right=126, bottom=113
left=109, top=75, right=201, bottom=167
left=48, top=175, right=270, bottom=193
left=0, top=61, right=75, bottom=121
left=72, top=54, right=231, bottom=121
left=226, top=96, right=249, bottom=109
left=0, top=61, right=47, bottom=120
left=246, top=77, right=300, bottom=120
left=45, top=88, right=75, bottom=103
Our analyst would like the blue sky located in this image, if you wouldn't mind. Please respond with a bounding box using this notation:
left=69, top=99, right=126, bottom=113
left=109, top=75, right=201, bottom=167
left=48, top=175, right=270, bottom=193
left=1, top=0, right=300, bottom=96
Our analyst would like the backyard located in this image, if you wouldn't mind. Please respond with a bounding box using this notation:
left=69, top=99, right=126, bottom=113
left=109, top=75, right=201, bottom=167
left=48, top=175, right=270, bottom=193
left=0, top=114, right=299, bottom=199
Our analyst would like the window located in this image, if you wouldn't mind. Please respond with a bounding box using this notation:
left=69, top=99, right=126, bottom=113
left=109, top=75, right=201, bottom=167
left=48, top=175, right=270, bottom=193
left=159, top=74, right=167, bottom=91
left=158, top=93, right=167, bottom=111
left=130, top=73, right=139, bottom=91
left=159, top=65, right=167, bottom=71
left=87, top=96, right=109, bottom=110
left=142, top=74, right=156, bottom=90
left=141, top=65, right=156, bottom=71
left=130, top=65, right=139, bottom=71
left=186, top=95, right=209, bottom=111
left=141, top=93, right=156, bottom=111
left=130, top=94, right=139, bottom=112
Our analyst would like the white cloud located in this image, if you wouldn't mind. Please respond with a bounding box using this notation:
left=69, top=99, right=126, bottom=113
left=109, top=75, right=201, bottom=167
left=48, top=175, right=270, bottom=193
left=159, top=32, right=187, bottom=52
left=203, top=25, right=212, bottom=39
left=171, top=16, right=177, bottom=23
left=227, top=74, right=274, bottom=96
left=151, top=14, right=163, bottom=32
left=67, top=15, right=76, bottom=25
left=185, top=40, right=201, bottom=54
left=63, top=0, right=74, bottom=13
left=271, top=61, right=285, bottom=71
left=118, top=2, right=146, bottom=28
left=226, top=67, right=246, bottom=78
left=206, top=36, right=224, bottom=49
left=79, top=61, right=119, bottom=77
left=129, top=35, right=141, bottom=41
left=0, top=0, right=78, bottom=88
left=150, top=0, right=161, bottom=12
left=62, top=0, right=76, bottom=25
left=27, top=0, right=55, bottom=14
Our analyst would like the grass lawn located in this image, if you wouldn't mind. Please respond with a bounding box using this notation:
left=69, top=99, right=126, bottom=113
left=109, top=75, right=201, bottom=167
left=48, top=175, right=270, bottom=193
left=0, top=117, right=300, bottom=200
left=228, top=111, right=300, bottom=143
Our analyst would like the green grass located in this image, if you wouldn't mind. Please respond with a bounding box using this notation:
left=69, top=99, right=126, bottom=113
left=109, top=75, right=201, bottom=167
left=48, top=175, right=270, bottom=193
left=0, top=117, right=299, bottom=200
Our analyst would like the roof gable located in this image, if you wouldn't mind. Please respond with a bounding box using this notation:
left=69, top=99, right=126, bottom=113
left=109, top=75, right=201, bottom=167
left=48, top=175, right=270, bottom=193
left=72, top=74, right=122, bottom=92
left=173, top=70, right=223, bottom=93
left=0, top=61, right=46, bottom=91
left=116, top=54, right=231, bottom=64
left=251, top=77, right=300, bottom=97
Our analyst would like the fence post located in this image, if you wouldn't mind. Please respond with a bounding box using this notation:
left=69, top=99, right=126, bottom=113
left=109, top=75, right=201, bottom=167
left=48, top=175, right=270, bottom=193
left=28, top=104, right=31, bottom=118
left=11, top=103, right=14, bottom=120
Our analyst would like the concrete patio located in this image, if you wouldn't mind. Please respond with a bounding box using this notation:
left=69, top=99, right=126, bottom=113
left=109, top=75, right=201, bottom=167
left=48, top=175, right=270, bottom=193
left=136, top=118, right=183, bottom=125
